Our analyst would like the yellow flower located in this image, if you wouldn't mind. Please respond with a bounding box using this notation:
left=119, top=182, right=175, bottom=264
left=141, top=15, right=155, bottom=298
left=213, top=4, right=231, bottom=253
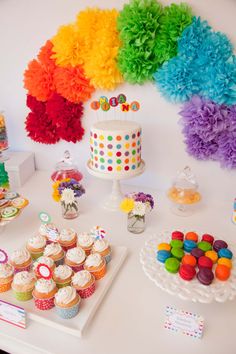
left=52, top=190, right=61, bottom=202
left=120, top=198, right=134, bottom=213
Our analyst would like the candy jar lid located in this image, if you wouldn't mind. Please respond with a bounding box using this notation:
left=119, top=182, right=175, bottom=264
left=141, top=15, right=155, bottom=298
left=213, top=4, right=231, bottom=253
left=51, top=150, right=83, bottom=182
left=173, top=166, right=198, bottom=190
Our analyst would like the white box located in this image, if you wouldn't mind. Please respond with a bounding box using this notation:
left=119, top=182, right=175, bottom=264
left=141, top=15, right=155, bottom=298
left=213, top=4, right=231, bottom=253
left=4, top=151, right=35, bottom=188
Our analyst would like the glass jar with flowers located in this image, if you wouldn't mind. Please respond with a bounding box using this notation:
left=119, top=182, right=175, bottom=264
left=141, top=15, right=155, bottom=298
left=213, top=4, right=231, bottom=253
left=52, top=178, right=85, bottom=219
left=120, top=192, right=154, bottom=234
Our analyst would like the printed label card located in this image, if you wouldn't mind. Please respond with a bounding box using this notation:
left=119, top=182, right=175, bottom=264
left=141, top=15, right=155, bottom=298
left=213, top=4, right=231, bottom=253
left=0, top=300, right=26, bottom=329
left=164, top=306, right=204, bottom=339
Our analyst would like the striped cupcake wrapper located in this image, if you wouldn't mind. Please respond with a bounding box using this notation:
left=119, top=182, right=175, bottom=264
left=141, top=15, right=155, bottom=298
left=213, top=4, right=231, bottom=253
left=14, top=264, right=32, bottom=274
left=33, top=295, right=55, bottom=310
left=13, top=289, right=33, bottom=301
left=91, top=262, right=106, bottom=280
left=70, top=264, right=84, bottom=273
left=77, top=282, right=95, bottom=299
left=56, top=280, right=71, bottom=289
left=60, top=242, right=77, bottom=252
left=55, top=302, right=80, bottom=319
left=30, top=251, right=44, bottom=260
left=0, top=281, right=12, bottom=293
left=104, top=253, right=112, bottom=264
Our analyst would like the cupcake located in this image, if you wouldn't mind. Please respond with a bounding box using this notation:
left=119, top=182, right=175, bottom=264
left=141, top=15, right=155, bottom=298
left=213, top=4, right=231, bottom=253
left=39, top=223, right=59, bottom=244
left=92, top=239, right=111, bottom=264
left=43, top=243, right=65, bottom=266
left=58, top=228, right=77, bottom=251
left=26, top=234, right=46, bottom=260
left=12, top=271, right=36, bottom=301
left=65, top=247, right=86, bottom=272
left=72, top=270, right=95, bottom=298
left=0, top=263, right=14, bottom=292
left=53, top=265, right=73, bottom=289
left=33, top=256, right=56, bottom=278
left=84, top=253, right=106, bottom=280
left=77, top=233, right=94, bottom=255
left=54, top=286, right=81, bottom=319
left=32, top=278, right=58, bottom=310
left=10, top=248, right=32, bottom=273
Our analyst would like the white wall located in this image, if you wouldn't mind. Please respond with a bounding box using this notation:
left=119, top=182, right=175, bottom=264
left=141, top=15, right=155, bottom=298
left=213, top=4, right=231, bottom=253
left=0, top=0, right=236, bottom=198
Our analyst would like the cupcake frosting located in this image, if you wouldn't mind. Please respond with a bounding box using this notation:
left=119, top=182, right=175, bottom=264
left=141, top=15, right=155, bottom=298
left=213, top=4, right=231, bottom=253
left=55, top=286, right=77, bottom=305
left=33, top=256, right=54, bottom=269
left=54, top=265, right=72, bottom=280
left=28, top=235, right=46, bottom=249
left=11, top=249, right=31, bottom=264
left=0, top=263, right=14, bottom=278
left=66, top=247, right=85, bottom=264
left=77, top=233, right=94, bottom=247
left=39, top=223, right=58, bottom=236
left=93, top=239, right=109, bottom=252
left=59, top=228, right=76, bottom=242
left=85, top=253, right=103, bottom=268
left=44, top=243, right=62, bottom=257
left=35, top=278, right=56, bottom=293
left=13, top=271, right=36, bottom=285
left=72, top=270, right=91, bottom=287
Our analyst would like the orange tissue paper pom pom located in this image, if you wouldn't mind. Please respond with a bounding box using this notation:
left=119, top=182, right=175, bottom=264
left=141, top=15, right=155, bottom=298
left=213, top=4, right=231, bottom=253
left=54, top=65, right=94, bottom=103
left=37, top=40, right=56, bottom=70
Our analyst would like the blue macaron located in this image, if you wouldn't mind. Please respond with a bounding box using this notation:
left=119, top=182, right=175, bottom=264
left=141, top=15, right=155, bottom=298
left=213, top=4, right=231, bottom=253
left=218, top=248, right=233, bottom=259
left=184, top=240, right=197, bottom=253
left=157, top=250, right=171, bottom=263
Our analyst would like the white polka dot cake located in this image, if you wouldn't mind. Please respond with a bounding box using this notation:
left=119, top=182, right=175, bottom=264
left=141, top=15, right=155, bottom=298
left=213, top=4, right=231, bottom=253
left=89, top=120, right=142, bottom=173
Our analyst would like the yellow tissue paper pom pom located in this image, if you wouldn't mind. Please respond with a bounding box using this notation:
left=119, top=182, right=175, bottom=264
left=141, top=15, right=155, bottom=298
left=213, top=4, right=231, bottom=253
left=120, top=198, right=134, bottom=213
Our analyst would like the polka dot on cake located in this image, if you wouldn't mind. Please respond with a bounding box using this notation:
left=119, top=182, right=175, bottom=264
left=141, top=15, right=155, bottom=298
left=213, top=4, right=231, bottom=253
left=125, top=151, right=129, bottom=156
left=90, top=138, right=93, bottom=144
left=117, top=166, right=122, bottom=171
left=132, top=133, right=136, bottom=139
left=99, top=143, right=104, bottom=148
left=116, top=151, right=121, bottom=157
left=90, top=147, right=93, bottom=152
left=107, top=136, right=113, bottom=141
left=99, top=151, right=104, bottom=156
left=108, top=159, right=113, bottom=164
left=132, top=157, right=136, bottom=163
left=90, top=132, right=93, bottom=136
left=94, top=149, right=98, bottom=154
left=132, top=165, right=136, bottom=170
left=132, top=150, right=136, bottom=155
left=99, top=135, right=104, bottom=140
left=125, top=143, right=130, bottom=149
left=125, top=158, right=129, bottom=164
left=137, top=131, right=140, bottom=137
left=116, top=144, right=121, bottom=149
left=100, top=157, right=105, bottom=163
left=108, top=151, right=113, bottom=157
left=125, top=166, right=130, bottom=171
left=108, top=166, right=113, bottom=171
left=94, top=133, right=97, bottom=138
left=132, top=142, right=136, bottom=147
left=116, top=159, right=122, bottom=164
left=94, top=141, right=98, bottom=146
left=137, top=140, right=140, bottom=146
left=116, top=136, right=122, bottom=141
left=95, top=156, right=98, bottom=161
left=95, top=163, right=98, bottom=168
left=100, top=165, right=105, bottom=170
left=125, top=135, right=129, bottom=140
left=107, top=144, right=113, bottom=149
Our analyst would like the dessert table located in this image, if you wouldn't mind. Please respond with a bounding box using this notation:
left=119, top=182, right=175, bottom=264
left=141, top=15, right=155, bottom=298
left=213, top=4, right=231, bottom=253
left=0, top=171, right=235, bottom=354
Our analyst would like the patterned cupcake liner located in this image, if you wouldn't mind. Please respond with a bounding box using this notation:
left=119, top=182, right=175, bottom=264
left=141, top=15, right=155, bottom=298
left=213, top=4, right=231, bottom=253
left=77, top=282, right=96, bottom=299
left=70, top=264, right=84, bottom=273
left=33, top=295, right=55, bottom=310
left=0, top=281, right=12, bottom=293
left=55, top=302, right=80, bottom=319
left=56, top=280, right=71, bottom=289
left=13, top=289, right=33, bottom=301
left=14, top=263, right=32, bottom=274
left=54, top=256, right=65, bottom=267
left=90, top=263, right=106, bottom=280
left=104, top=253, right=112, bottom=264
left=60, top=242, right=77, bottom=252
left=30, top=251, right=44, bottom=260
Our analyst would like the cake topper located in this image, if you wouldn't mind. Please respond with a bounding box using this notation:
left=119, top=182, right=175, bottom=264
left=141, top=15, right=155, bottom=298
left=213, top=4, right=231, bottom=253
left=36, top=263, right=53, bottom=280
left=90, top=94, right=140, bottom=112
left=0, top=249, right=8, bottom=264
left=90, top=226, right=106, bottom=240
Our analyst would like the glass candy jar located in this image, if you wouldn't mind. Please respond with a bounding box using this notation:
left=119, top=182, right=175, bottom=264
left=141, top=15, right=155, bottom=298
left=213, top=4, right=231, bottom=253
left=167, top=166, right=201, bottom=216
left=61, top=197, right=79, bottom=219
left=51, top=150, right=83, bottom=182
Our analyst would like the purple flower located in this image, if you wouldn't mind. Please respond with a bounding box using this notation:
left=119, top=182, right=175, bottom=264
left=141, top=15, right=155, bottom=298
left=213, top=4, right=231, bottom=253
left=57, top=178, right=85, bottom=197
left=218, top=131, right=236, bottom=169
left=126, top=192, right=154, bottom=209
left=184, top=134, right=218, bottom=160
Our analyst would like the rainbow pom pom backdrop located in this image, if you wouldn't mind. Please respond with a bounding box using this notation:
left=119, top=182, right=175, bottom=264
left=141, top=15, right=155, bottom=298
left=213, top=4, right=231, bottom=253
left=24, top=0, right=236, bottom=169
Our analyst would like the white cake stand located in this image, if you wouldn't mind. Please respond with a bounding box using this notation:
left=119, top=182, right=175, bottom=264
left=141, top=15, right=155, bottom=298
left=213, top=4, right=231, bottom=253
left=87, top=160, right=145, bottom=211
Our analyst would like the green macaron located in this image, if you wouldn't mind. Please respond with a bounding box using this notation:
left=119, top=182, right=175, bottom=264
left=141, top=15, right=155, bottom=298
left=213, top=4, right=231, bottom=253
left=165, top=257, right=180, bottom=273
left=170, top=240, right=183, bottom=249
left=171, top=247, right=185, bottom=261
left=197, top=241, right=212, bottom=252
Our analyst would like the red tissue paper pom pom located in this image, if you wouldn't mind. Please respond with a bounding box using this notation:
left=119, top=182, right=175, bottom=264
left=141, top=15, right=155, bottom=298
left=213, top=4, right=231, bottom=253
left=53, top=65, right=94, bottom=103
left=26, top=94, right=46, bottom=115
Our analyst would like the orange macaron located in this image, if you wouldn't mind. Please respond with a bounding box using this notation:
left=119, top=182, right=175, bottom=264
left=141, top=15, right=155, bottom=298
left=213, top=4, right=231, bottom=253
left=185, top=232, right=198, bottom=243
left=215, top=264, right=231, bottom=281
left=182, top=254, right=197, bottom=267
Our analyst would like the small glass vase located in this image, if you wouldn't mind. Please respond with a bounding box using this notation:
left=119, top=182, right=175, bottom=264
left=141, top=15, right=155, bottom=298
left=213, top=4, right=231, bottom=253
left=127, top=212, right=145, bottom=234
left=61, top=199, right=79, bottom=219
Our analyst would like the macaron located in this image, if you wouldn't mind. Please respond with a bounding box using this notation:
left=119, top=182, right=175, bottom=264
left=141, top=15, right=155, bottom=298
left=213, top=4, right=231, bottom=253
left=215, top=264, right=231, bottom=281
left=157, top=243, right=171, bottom=252
left=218, top=257, right=232, bottom=269
left=185, top=231, right=198, bottom=242
left=205, top=250, right=218, bottom=264
left=165, top=257, right=180, bottom=274
left=171, top=248, right=184, bottom=261
left=201, top=234, right=214, bottom=245
left=197, top=268, right=214, bottom=285
left=171, top=231, right=184, bottom=241
left=184, top=240, right=197, bottom=253
left=191, top=248, right=204, bottom=259
left=170, top=240, right=183, bottom=249
left=213, top=240, right=228, bottom=252
left=157, top=250, right=171, bottom=263
left=179, top=264, right=196, bottom=281
left=182, top=254, right=197, bottom=267
left=218, top=248, right=233, bottom=259
left=198, top=256, right=213, bottom=270
left=197, top=241, right=212, bottom=252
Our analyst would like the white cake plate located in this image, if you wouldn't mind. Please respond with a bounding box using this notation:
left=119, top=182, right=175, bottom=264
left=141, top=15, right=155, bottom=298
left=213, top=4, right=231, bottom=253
left=87, top=160, right=145, bottom=211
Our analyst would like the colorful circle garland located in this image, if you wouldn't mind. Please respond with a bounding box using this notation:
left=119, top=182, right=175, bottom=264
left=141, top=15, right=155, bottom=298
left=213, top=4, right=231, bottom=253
left=24, top=0, right=236, bottom=169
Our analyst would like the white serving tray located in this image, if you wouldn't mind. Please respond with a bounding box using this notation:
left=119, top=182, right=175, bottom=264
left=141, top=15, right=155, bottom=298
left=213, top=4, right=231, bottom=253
left=0, top=246, right=127, bottom=337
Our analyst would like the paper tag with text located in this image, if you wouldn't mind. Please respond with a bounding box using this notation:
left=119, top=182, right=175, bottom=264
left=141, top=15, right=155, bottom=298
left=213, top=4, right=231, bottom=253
left=164, top=306, right=204, bottom=339
left=0, top=300, right=26, bottom=329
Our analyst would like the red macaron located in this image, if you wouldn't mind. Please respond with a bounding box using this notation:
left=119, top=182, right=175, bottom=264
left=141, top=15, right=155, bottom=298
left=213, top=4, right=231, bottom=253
left=202, top=234, right=214, bottom=245
left=172, top=231, right=184, bottom=241
left=179, top=264, right=196, bottom=281
left=198, top=256, right=213, bottom=269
